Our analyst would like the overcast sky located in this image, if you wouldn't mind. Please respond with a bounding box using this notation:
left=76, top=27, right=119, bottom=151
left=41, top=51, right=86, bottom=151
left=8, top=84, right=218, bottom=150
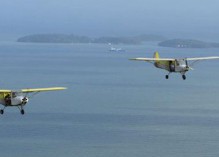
left=1, top=0, right=219, bottom=40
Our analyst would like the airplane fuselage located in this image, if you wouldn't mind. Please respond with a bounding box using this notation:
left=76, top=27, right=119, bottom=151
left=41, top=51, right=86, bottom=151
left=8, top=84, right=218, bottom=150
left=0, top=93, right=28, bottom=107
left=154, top=59, right=189, bottom=73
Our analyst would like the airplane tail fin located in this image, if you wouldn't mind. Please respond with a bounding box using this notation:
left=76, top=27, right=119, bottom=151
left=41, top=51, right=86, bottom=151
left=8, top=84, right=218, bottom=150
left=153, top=51, right=160, bottom=67
left=153, top=51, right=160, bottom=59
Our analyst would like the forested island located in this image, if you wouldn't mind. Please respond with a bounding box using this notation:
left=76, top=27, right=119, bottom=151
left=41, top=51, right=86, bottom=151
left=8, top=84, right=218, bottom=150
left=158, top=39, right=219, bottom=48
left=17, top=34, right=166, bottom=44
left=17, top=34, right=219, bottom=48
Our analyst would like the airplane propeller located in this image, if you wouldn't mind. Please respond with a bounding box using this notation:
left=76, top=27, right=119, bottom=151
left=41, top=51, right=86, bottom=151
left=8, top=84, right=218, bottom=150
left=185, top=59, right=194, bottom=71
left=22, top=97, right=28, bottom=104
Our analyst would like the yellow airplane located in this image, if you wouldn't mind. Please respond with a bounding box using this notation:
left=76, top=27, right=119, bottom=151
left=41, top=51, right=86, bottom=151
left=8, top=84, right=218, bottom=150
left=130, top=52, right=219, bottom=80
left=0, top=87, right=66, bottom=115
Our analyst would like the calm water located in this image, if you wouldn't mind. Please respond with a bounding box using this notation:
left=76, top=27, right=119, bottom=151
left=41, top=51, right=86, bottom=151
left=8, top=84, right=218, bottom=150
left=0, top=42, right=219, bottom=157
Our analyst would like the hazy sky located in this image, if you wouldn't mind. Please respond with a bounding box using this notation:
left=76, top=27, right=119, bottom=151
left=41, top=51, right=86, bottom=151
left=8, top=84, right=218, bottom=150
left=1, top=0, right=219, bottom=40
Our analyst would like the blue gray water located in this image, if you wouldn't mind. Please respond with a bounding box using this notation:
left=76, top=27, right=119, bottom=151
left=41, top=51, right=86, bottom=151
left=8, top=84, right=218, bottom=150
left=0, top=42, right=219, bottom=157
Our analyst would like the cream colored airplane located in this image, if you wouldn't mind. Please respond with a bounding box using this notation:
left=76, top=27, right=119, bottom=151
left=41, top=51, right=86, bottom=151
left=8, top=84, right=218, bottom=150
left=130, top=52, right=219, bottom=80
left=0, top=87, right=66, bottom=115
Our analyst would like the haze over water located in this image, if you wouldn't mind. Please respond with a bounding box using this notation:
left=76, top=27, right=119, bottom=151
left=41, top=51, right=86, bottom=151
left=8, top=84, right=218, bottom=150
left=1, top=0, right=219, bottom=41
left=1, top=0, right=219, bottom=156
left=0, top=42, right=219, bottom=157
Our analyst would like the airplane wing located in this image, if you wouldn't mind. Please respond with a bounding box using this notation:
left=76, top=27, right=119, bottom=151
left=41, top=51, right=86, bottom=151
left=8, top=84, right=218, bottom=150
left=0, top=87, right=66, bottom=94
left=0, top=90, right=12, bottom=93
left=129, top=58, right=175, bottom=62
left=130, top=56, right=219, bottom=62
left=21, top=87, right=67, bottom=93
left=186, top=56, right=219, bottom=61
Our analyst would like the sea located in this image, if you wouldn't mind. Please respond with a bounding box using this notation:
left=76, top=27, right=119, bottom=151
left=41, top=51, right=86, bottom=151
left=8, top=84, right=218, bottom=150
left=0, top=41, right=219, bottom=157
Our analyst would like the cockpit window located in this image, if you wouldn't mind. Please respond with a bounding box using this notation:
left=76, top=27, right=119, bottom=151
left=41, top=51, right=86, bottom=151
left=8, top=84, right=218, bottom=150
left=176, top=60, right=180, bottom=66
left=12, top=92, right=17, bottom=98
left=176, top=59, right=185, bottom=66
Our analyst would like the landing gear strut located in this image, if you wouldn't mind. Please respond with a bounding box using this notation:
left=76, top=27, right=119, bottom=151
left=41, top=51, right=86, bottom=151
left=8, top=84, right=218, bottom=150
left=0, top=106, right=6, bottom=115
left=18, top=106, right=25, bottom=115
left=165, top=73, right=170, bottom=79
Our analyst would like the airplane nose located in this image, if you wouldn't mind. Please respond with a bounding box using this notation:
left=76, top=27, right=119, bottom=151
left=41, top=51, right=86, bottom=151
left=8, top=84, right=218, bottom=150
left=185, top=66, right=190, bottom=71
left=22, top=97, right=29, bottom=104
left=185, top=65, right=193, bottom=71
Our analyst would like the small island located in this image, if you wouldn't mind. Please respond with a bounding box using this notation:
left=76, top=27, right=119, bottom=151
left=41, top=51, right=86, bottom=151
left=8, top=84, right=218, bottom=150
left=18, top=34, right=219, bottom=48
left=158, top=39, right=219, bottom=48
left=17, top=34, right=166, bottom=45
left=17, top=34, right=91, bottom=44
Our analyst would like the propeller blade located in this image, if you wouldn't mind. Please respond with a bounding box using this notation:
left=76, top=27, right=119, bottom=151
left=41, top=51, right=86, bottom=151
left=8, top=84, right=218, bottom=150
left=185, top=59, right=189, bottom=67
left=189, top=67, right=194, bottom=70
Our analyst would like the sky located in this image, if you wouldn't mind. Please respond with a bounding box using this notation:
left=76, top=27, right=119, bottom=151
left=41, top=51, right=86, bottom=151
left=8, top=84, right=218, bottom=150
left=1, top=0, right=219, bottom=41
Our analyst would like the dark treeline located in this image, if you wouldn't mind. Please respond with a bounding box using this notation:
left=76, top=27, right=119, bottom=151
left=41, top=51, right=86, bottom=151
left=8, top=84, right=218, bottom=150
left=17, top=34, right=166, bottom=44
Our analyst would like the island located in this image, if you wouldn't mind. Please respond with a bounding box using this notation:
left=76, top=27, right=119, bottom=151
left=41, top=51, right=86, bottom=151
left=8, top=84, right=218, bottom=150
left=17, top=34, right=166, bottom=44
left=158, top=39, right=219, bottom=48
left=17, top=34, right=92, bottom=43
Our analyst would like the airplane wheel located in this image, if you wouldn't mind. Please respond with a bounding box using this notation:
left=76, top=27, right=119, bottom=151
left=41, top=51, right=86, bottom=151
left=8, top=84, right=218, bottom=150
left=182, top=75, right=186, bottom=80
left=165, top=75, right=169, bottom=79
left=0, top=109, right=4, bottom=115
left=21, top=109, right=25, bottom=115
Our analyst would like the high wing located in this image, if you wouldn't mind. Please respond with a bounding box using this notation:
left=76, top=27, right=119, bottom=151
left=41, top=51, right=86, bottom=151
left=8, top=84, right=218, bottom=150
left=186, top=56, right=219, bottom=67
left=130, top=56, right=219, bottom=62
left=186, top=56, right=219, bottom=61
left=129, top=58, right=175, bottom=62
left=21, top=87, right=67, bottom=93
left=0, top=90, right=12, bottom=93
left=0, top=87, right=66, bottom=94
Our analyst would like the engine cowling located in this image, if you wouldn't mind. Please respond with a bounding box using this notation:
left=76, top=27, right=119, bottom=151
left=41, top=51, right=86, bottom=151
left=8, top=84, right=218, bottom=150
left=11, top=96, right=29, bottom=106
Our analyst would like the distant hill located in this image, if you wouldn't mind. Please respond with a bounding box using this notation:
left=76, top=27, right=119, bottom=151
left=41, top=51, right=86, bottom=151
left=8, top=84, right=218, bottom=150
left=17, top=34, right=92, bottom=43
left=93, top=35, right=166, bottom=44
left=17, top=34, right=166, bottom=44
left=158, top=39, right=219, bottom=48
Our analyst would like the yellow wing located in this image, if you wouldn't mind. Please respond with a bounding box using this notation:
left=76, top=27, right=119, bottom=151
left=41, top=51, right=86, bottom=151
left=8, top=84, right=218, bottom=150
left=0, top=87, right=66, bottom=94
left=129, top=58, right=175, bottom=61
left=21, top=87, right=67, bottom=93
left=0, top=90, right=12, bottom=93
left=0, top=87, right=66, bottom=100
